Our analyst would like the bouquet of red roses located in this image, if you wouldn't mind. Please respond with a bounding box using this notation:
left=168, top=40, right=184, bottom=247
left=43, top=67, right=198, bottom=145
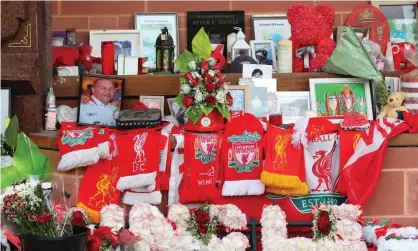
left=186, top=203, right=219, bottom=245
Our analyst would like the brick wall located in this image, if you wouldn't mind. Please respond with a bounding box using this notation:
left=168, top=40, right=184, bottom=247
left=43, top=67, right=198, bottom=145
left=52, top=0, right=370, bottom=53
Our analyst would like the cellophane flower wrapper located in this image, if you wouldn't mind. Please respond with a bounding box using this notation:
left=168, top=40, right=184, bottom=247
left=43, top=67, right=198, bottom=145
left=1, top=133, right=52, bottom=189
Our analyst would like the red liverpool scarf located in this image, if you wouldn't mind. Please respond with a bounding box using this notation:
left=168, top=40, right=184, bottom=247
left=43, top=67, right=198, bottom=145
left=261, top=124, right=308, bottom=196
left=221, top=113, right=265, bottom=196
left=179, top=132, right=222, bottom=203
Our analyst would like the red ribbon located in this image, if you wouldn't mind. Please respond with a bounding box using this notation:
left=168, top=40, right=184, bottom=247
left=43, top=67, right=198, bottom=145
left=375, top=224, right=403, bottom=238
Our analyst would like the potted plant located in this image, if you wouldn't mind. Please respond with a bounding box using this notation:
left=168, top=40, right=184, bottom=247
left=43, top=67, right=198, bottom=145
left=1, top=180, right=90, bottom=251
left=174, top=28, right=233, bottom=132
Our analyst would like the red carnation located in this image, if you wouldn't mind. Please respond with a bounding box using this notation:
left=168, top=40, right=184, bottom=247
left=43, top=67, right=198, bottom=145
left=191, top=77, right=200, bottom=87
left=226, top=92, right=233, bottom=106
left=72, top=211, right=86, bottom=227
left=197, top=223, right=208, bottom=234
left=195, top=210, right=210, bottom=223
left=317, top=211, right=331, bottom=235
left=205, top=95, right=217, bottom=105
left=182, top=96, right=194, bottom=107
left=185, top=72, right=193, bottom=80
left=206, top=84, right=216, bottom=93
left=215, top=77, right=225, bottom=89
left=93, top=226, right=112, bottom=239
left=38, top=214, right=53, bottom=224
left=87, top=235, right=102, bottom=251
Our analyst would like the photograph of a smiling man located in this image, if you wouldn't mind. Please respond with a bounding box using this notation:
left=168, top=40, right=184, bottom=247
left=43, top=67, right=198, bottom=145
left=77, top=76, right=125, bottom=127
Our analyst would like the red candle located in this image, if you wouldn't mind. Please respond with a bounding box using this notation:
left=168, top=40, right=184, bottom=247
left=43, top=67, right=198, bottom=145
left=270, top=114, right=283, bottom=126
left=101, top=41, right=115, bottom=75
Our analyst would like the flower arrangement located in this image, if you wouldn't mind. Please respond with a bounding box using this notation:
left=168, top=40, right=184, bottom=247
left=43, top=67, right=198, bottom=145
left=312, top=204, right=338, bottom=241
left=100, top=204, right=125, bottom=233
left=186, top=204, right=218, bottom=245
left=174, top=27, right=232, bottom=124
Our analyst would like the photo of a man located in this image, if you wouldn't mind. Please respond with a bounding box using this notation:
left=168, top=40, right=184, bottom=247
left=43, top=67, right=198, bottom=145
left=78, top=76, right=124, bottom=127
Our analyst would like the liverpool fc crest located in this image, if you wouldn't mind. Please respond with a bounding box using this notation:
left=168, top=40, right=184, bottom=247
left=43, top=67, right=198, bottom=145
left=194, top=134, right=217, bottom=164
left=227, top=131, right=260, bottom=173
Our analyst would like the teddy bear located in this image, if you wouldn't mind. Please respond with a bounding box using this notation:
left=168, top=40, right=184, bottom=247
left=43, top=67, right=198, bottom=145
left=287, top=4, right=336, bottom=72
left=78, top=44, right=94, bottom=71
left=377, top=91, right=409, bottom=119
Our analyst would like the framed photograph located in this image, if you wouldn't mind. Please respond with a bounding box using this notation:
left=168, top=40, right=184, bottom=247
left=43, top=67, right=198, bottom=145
left=248, top=86, right=269, bottom=117
left=252, top=15, right=291, bottom=57
left=242, top=64, right=273, bottom=79
left=276, top=91, right=311, bottom=124
left=140, top=96, right=165, bottom=117
left=372, top=1, right=418, bottom=47
left=1, top=87, right=11, bottom=135
left=227, top=85, right=251, bottom=112
left=250, top=40, right=277, bottom=72
left=309, top=78, right=373, bottom=120
left=135, top=13, right=178, bottom=69
left=252, top=78, right=277, bottom=93
left=77, top=75, right=125, bottom=127
left=89, top=30, right=141, bottom=58
left=336, top=26, right=370, bottom=42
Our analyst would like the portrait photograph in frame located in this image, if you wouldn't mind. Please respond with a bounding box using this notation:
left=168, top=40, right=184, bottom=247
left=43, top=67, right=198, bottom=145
left=252, top=15, right=291, bottom=57
left=140, top=96, right=165, bottom=118
left=242, top=64, right=273, bottom=79
left=276, top=91, right=310, bottom=124
left=227, top=85, right=251, bottom=112
left=250, top=40, right=277, bottom=71
left=135, top=13, right=178, bottom=69
left=77, top=75, right=125, bottom=127
left=248, top=86, right=269, bottom=117
left=1, top=87, right=11, bottom=135
left=372, top=1, right=418, bottom=47
left=309, top=78, right=373, bottom=120
left=89, top=30, right=141, bottom=58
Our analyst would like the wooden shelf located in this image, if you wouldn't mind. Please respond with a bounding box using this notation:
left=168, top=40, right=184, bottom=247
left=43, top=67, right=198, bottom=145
left=29, top=130, right=418, bottom=151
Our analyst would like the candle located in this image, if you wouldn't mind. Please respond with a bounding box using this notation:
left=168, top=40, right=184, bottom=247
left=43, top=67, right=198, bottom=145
left=269, top=114, right=283, bottom=126
left=277, top=39, right=292, bottom=73
left=102, top=41, right=115, bottom=75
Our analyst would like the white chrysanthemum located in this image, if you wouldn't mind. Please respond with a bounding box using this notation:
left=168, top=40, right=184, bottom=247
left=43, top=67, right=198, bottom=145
left=100, top=204, right=125, bottom=233
left=134, top=240, right=151, bottom=251
left=362, top=225, right=379, bottom=245
left=191, top=71, right=201, bottom=79
left=180, top=84, right=191, bottom=94
left=335, top=219, right=363, bottom=240
left=188, top=61, right=197, bottom=70
left=208, top=70, right=216, bottom=77
left=332, top=204, right=362, bottom=221
left=215, top=90, right=225, bottom=103
left=377, top=238, right=418, bottom=251
left=212, top=204, right=247, bottom=230
left=195, top=91, right=203, bottom=103
left=168, top=204, right=190, bottom=231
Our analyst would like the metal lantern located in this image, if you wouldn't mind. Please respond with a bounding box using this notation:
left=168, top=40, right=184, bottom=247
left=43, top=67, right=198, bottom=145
left=231, top=27, right=251, bottom=60
left=155, top=27, right=175, bottom=72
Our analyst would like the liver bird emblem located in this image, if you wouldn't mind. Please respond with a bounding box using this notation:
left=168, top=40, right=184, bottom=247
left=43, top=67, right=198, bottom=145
left=273, top=133, right=290, bottom=170
left=311, top=141, right=337, bottom=192
left=133, top=132, right=148, bottom=171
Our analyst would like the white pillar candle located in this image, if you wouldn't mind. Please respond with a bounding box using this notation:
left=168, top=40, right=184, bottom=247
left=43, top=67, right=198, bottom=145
left=277, top=39, right=292, bottom=73
left=226, top=33, right=237, bottom=64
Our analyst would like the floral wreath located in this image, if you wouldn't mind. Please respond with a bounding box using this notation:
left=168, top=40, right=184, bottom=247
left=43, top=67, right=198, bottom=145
left=174, top=27, right=232, bottom=124
left=186, top=204, right=218, bottom=245
left=312, top=204, right=338, bottom=241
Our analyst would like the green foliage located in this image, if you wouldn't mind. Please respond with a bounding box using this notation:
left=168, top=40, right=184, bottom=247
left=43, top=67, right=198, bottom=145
left=376, top=80, right=389, bottom=107
left=201, top=105, right=215, bottom=116
left=4, top=115, right=20, bottom=155
left=216, top=104, right=231, bottom=121
left=174, top=51, right=199, bottom=72
left=187, top=106, right=204, bottom=125
left=192, top=27, right=212, bottom=59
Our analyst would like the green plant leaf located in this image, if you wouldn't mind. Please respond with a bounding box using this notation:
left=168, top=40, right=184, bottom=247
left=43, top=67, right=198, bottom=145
left=201, top=105, right=214, bottom=115
left=216, top=104, right=231, bottom=121
left=379, top=218, right=392, bottom=226
left=5, top=115, right=19, bottom=150
left=187, top=107, right=203, bottom=124
left=174, top=94, right=184, bottom=107
left=174, top=51, right=199, bottom=72
left=192, top=27, right=212, bottom=59
left=4, top=116, right=10, bottom=129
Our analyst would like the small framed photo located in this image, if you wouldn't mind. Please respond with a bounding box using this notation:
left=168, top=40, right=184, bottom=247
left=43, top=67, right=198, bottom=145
left=242, top=64, right=273, bottom=79
left=252, top=15, right=291, bottom=55
left=248, top=86, right=269, bottom=117
left=140, top=96, right=165, bottom=117
left=372, top=1, right=417, bottom=46
left=309, top=78, right=373, bottom=120
left=77, top=75, right=125, bottom=127
left=227, top=85, right=251, bottom=112
left=336, top=26, right=370, bottom=42
left=89, top=30, right=141, bottom=58
left=252, top=78, right=277, bottom=93
left=135, top=13, right=178, bottom=69
left=167, top=97, right=187, bottom=124
left=276, top=91, right=311, bottom=124
left=1, top=87, right=11, bottom=135
left=250, top=40, right=277, bottom=72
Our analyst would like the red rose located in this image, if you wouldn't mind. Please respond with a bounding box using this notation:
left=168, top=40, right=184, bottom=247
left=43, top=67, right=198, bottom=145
left=185, top=72, right=193, bottom=80
left=191, top=77, right=200, bottom=87
left=189, top=209, right=195, bottom=215
left=226, top=92, right=233, bottom=106
left=206, top=84, right=216, bottom=93
left=215, top=77, right=225, bottom=89
left=38, top=214, right=52, bottom=224
left=93, top=226, right=112, bottom=239
left=195, top=210, right=210, bottom=223
left=205, top=95, right=217, bottom=105
left=197, top=223, right=208, bottom=234
left=206, top=75, right=214, bottom=85
left=317, top=211, right=331, bottom=235
left=72, top=211, right=86, bottom=227
left=182, top=96, right=194, bottom=107
left=87, top=235, right=102, bottom=251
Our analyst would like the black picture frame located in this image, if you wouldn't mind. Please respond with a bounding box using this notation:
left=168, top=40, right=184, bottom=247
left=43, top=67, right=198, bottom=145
left=77, top=75, right=125, bottom=127
left=1, top=87, right=11, bottom=134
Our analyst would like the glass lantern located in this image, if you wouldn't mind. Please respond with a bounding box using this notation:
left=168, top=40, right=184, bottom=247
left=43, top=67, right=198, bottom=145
left=231, top=27, right=251, bottom=60
left=155, top=27, right=175, bottom=73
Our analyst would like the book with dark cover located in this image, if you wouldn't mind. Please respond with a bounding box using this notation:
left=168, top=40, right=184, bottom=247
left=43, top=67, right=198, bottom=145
left=187, top=11, right=245, bottom=58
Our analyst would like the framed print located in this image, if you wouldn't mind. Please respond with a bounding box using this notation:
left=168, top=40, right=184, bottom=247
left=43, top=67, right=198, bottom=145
left=1, top=87, right=11, bottom=135
left=250, top=40, right=277, bottom=72
left=309, top=78, right=373, bottom=120
left=336, top=26, right=370, bottom=42
left=140, top=96, right=165, bottom=117
left=89, top=30, right=141, bottom=58
left=248, top=86, right=269, bottom=117
left=77, top=75, right=125, bottom=127
left=252, top=15, right=291, bottom=57
left=242, top=64, right=273, bottom=79
left=227, top=85, right=251, bottom=112
left=372, top=1, right=418, bottom=47
left=252, top=78, right=277, bottom=93
left=135, top=13, right=178, bottom=69
left=276, top=91, right=310, bottom=124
